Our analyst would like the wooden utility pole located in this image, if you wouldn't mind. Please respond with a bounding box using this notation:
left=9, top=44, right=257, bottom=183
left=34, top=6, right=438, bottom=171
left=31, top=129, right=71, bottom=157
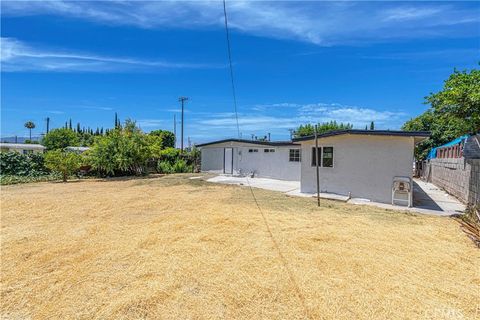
left=315, top=124, right=320, bottom=207
left=178, top=97, right=188, bottom=152
left=173, top=114, right=177, bottom=148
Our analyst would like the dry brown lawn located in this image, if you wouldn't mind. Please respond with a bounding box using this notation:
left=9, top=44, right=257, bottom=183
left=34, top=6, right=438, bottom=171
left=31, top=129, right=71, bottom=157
left=1, top=175, right=479, bottom=319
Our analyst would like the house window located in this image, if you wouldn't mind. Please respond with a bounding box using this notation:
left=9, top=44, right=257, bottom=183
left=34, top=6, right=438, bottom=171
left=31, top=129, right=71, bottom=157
left=311, top=147, right=334, bottom=167
left=264, top=148, right=275, bottom=153
left=322, top=147, right=333, bottom=167
left=248, top=149, right=258, bottom=153
left=289, top=149, right=301, bottom=162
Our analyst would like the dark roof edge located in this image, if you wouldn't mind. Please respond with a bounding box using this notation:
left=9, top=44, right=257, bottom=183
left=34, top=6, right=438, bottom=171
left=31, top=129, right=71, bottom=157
left=292, top=130, right=431, bottom=142
left=196, top=138, right=300, bottom=147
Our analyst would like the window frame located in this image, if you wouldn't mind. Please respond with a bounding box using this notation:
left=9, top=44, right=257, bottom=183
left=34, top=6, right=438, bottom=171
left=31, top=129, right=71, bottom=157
left=322, top=146, right=334, bottom=168
left=311, top=146, right=334, bottom=168
left=248, top=148, right=258, bottom=153
left=289, top=149, right=301, bottom=162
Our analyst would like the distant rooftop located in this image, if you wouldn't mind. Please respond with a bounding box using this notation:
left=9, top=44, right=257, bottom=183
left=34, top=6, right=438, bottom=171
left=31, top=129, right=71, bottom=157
left=66, top=146, right=90, bottom=152
left=0, top=143, right=46, bottom=149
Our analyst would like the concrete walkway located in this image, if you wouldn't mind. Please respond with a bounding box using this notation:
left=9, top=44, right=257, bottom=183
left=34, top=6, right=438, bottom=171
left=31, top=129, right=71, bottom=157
left=412, top=179, right=465, bottom=214
left=206, top=175, right=465, bottom=216
left=207, top=175, right=299, bottom=192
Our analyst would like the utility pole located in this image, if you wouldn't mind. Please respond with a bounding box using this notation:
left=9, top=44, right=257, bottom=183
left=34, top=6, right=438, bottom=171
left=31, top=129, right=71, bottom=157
left=173, top=114, right=177, bottom=148
left=315, top=124, right=320, bottom=207
left=288, top=129, right=294, bottom=140
left=46, top=117, right=50, bottom=134
left=178, top=96, right=188, bottom=152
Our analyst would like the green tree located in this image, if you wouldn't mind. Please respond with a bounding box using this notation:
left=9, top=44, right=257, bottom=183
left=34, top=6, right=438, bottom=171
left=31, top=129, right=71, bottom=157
left=370, top=121, right=375, bottom=130
left=294, top=121, right=353, bottom=138
left=403, top=68, right=479, bottom=159
left=148, top=130, right=175, bottom=157
left=88, top=119, right=151, bottom=176
left=24, top=121, right=35, bottom=141
left=42, top=128, right=80, bottom=150
left=426, top=68, right=480, bottom=134
left=44, top=150, right=82, bottom=182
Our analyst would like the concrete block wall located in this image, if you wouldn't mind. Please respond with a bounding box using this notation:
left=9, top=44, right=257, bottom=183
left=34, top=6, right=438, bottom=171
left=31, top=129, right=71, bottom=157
left=429, top=158, right=480, bottom=206
left=468, top=159, right=480, bottom=206
left=429, top=158, right=469, bottom=203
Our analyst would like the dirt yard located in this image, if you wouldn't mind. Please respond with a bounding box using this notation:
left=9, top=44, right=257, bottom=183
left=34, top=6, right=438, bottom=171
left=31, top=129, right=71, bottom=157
left=1, top=175, right=479, bottom=319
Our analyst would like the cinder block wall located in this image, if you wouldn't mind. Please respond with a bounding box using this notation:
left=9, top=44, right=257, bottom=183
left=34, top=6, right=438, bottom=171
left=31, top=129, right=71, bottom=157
left=429, top=158, right=470, bottom=203
left=469, top=160, right=480, bottom=205
left=429, top=158, right=480, bottom=205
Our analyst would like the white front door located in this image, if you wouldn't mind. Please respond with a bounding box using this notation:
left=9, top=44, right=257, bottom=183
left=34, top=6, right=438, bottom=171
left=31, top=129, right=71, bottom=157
left=224, top=148, right=233, bottom=174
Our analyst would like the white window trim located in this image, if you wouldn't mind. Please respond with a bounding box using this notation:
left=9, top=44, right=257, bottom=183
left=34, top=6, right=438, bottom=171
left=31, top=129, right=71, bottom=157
left=289, top=149, right=301, bottom=162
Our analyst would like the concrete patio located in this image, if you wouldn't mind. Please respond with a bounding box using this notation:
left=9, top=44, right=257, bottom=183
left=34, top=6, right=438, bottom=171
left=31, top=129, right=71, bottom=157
left=206, top=175, right=465, bottom=216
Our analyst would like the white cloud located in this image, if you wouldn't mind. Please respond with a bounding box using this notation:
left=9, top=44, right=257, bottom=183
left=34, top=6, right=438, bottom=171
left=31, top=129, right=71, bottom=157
left=382, top=7, right=442, bottom=22
left=0, top=37, right=220, bottom=72
left=137, top=119, right=168, bottom=128
left=46, top=110, right=65, bottom=115
left=2, top=1, right=477, bottom=45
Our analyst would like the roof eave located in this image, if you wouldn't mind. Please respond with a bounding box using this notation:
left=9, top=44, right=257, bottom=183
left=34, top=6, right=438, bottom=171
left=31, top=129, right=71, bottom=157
left=293, top=130, right=431, bottom=142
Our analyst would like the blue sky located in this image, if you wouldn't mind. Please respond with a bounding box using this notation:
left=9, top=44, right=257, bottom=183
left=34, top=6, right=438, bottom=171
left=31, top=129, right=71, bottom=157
left=1, top=1, right=479, bottom=144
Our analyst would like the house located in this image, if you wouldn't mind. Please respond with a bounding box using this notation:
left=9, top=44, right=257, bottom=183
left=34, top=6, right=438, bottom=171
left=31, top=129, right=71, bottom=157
left=198, top=130, right=430, bottom=204
left=197, top=139, right=301, bottom=181
left=293, top=130, right=429, bottom=203
left=0, top=143, right=46, bottom=154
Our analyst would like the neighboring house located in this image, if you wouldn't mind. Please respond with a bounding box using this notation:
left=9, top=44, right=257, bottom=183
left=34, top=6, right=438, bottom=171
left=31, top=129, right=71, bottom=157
left=197, top=139, right=301, bottom=181
left=423, top=134, right=480, bottom=205
left=0, top=143, right=46, bottom=154
left=65, top=146, right=90, bottom=153
left=199, top=130, right=430, bottom=204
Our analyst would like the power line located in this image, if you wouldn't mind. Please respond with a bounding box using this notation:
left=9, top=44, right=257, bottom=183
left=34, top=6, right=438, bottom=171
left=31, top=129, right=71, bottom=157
left=244, top=177, right=312, bottom=320
left=222, top=0, right=240, bottom=139
left=221, top=3, right=309, bottom=317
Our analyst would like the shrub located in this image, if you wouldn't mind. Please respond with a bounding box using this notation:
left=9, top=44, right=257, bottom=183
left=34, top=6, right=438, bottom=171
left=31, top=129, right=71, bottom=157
left=0, top=152, right=48, bottom=177
left=172, top=159, right=192, bottom=173
left=44, top=150, right=82, bottom=182
left=157, top=161, right=174, bottom=174
left=158, top=147, right=181, bottom=164
left=42, top=128, right=80, bottom=150
left=0, top=173, right=60, bottom=185
left=148, top=130, right=175, bottom=157
left=88, top=120, right=151, bottom=176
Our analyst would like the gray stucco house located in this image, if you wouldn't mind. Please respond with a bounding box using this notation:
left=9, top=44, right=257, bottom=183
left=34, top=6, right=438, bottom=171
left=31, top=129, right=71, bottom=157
left=198, top=130, right=430, bottom=204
